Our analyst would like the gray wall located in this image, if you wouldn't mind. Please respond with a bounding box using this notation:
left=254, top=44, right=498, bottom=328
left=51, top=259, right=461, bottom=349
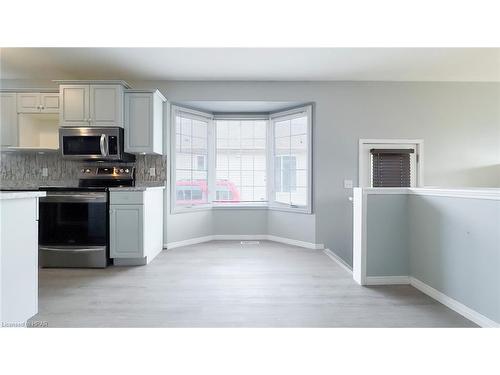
left=365, top=193, right=500, bottom=323
left=366, top=194, right=409, bottom=277
left=408, top=195, right=500, bottom=323
left=2, top=80, right=499, bottom=263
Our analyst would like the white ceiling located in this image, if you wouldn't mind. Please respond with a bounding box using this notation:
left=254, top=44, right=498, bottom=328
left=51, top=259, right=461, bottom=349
left=1, top=48, right=499, bottom=82
left=180, top=101, right=304, bottom=113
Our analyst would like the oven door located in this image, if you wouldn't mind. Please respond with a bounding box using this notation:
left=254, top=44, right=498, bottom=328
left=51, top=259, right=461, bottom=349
left=60, top=127, right=121, bottom=160
left=39, top=191, right=109, bottom=268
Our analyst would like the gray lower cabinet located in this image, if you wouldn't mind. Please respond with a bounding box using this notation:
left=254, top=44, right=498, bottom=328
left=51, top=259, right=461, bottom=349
left=109, top=188, right=164, bottom=266
left=110, top=205, right=143, bottom=259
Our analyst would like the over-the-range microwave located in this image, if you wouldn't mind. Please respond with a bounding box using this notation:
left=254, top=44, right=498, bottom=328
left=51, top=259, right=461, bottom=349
left=59, top=127, right=135, bottom=162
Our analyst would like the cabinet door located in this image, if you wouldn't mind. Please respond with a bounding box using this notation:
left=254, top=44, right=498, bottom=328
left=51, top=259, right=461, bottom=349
left=17, top=93, right=40, bottom=113
left=0, top=93, right=18, bottom=146
left=110, top=205, right=143, bottom=258
left=125, top=93, right=153, bottom=153
left=60, top=85, right=90, bottom=126
left=90, top=85, right=124, bottom=127
left=40, top=93, right=60, bottom=113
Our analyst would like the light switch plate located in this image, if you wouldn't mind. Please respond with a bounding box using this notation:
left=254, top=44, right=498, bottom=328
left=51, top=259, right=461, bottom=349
left=42, top=167, right=48, bottom=177
left=344, top=179, right=353, bottom=189
left=149, top=167, right=156, bottom=177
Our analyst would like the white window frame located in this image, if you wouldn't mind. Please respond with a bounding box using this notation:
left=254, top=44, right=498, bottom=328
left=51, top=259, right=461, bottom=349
left=358, top=138, right=424, bottom=188
left=170, top=105, right=214, bottom=213
left=212, top=115, right=269, bottom=208
left=269, top=105, right=313, bottom=214
left=170, top=104, right=314, bottom=214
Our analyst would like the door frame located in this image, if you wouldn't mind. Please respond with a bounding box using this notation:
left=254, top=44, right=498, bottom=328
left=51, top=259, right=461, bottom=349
left=358, top=138, right=424, bottom=188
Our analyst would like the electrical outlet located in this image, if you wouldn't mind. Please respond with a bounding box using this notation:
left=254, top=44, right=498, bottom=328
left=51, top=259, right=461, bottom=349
left=149, top=167, right=156, bottom=177
left=344, top=179, right=353, bottom=189
left=42, top=168, right=48, bottom=177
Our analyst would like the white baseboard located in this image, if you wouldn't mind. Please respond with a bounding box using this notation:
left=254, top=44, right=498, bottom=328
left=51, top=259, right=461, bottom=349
left=165, top=235, right=324, bottom=250
left=323, top=249, right=352, bottom=274
left=410, top=277, right=499, bottom=328
left=165, top=235, right=213, bottom=249
left=366, top=276, right=411, bottom=285
left=267, top=235, right=324, bottom=249
left=212, top=234, right=268, bottom=241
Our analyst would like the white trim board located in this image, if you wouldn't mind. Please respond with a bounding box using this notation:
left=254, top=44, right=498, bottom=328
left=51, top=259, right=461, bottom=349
left=410, top=277, right=499, bottom=328
left=365, top=276, right=411, bottom=285
left=165, top=235, right=324, bottom=250
left=323, top=249, right=352, bottom=274
left=363, top=275, right=499, bottom=328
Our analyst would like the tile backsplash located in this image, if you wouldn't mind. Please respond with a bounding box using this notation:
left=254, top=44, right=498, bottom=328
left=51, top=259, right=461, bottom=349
left=0, top=151, right=167, bottom=187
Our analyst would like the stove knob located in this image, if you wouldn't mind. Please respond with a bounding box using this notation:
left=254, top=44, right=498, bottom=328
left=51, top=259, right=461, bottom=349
left=85, top=168, right=91, bottom=173
left=81, top=169, right=85, bottom=173
left=120, top=169, right=124, bottom=173
left=125, top=169, right=129, bottom=173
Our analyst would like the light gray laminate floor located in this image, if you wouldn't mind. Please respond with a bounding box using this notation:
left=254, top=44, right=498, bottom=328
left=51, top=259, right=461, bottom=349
left=31, top=241, right=476, bottom=327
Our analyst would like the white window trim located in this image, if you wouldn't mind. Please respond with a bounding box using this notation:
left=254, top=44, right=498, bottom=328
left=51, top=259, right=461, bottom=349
left=358, top=138, right=424, bottom=188
left=170, top=105, right=214, bottom=214
left=269, top=105, right=313, bottom=214
left=170, top=104, right=314, bottom=214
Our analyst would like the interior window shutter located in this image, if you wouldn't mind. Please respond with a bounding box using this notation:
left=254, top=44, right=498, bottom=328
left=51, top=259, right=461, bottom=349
left=370, top=149, right=414, bottom=187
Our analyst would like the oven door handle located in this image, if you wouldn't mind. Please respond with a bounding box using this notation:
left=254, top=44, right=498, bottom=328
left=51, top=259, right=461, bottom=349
left=39, top=246, right=106, bottom=253
left=41, top=194, right=107, bottom=203
left=100, top=134, right=108, bottom=157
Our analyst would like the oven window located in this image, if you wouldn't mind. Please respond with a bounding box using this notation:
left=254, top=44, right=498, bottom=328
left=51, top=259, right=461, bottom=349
left=39, top=200, right=107, bottom=246
left=63, top=136, right=102, bottom=155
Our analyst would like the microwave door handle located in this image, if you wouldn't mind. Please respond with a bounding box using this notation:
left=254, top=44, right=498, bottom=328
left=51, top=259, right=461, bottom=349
left=100, top=134, right=108, bottom=156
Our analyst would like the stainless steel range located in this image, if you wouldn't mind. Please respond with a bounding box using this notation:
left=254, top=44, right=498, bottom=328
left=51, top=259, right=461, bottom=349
left=38, top=166, right=135, bottom=268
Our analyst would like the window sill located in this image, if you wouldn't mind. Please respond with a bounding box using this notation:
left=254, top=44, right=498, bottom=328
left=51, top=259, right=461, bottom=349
left=171, top=203, right=313, bottom=214
left=212, top=202, right=268, bottom=210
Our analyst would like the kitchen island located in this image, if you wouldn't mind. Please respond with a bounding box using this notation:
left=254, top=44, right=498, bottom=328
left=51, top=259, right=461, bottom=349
left=0, top=191, right=45, bottom=326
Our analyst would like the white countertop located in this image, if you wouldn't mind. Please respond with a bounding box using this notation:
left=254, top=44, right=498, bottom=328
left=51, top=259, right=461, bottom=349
left=0, top=191, right=46, bottom=200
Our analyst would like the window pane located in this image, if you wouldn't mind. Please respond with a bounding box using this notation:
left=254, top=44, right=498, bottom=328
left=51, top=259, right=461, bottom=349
left=176, top=153, right=191, bottom=170
left=272, top=108, right=310, bottom=209
left=290, top=187, right=307, bottom=206
left=228, top=170, right=241, bottom=186
left=192, top=136, right=207, bottom=152
left=192, top=120, right=207, bottom=138
left=215, top=119, right=268, bottom=204
left=291, top=116, right=307, bottom=135
left=174, top=111, right=210, bottom=208
left=275, top=136, right=290, bottom=156
left=275, top=120, right=290, bottom=138
left=181, top=117, right=191, bottom=136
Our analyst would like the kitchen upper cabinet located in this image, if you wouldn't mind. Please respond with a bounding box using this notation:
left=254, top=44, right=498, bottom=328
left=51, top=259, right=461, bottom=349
left=90, top=85, right=124, bottom=127
left=0, top=93, right=18, bottom=147
left=17, top=93, right=40, bottom=113
left=124, top=89, right=166, bottom=154
left=60, top=85, right=90, bottom=126
left=39, top=93, right=60, bottom=113
left=17, top=92, right=60, bottom=114
left=58, top=81, right=128, bottom=127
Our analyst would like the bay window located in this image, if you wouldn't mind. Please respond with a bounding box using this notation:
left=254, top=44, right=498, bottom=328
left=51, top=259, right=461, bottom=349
left=171, top=105, right=312, bottom=213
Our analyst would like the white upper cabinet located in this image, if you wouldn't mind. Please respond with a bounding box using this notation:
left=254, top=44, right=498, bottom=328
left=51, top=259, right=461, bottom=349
left=39, top=93, right=60, bottom=113
left=124, top=89, right=166, bottom=154
left=90, top=85, right=124, bottom=127
left=17, top=92, right=60, bottom=114
left=58, top=81, right=129, bottom=127
left=60, top=85, right=90, bottom=126
left=0, top=93, right=18, bottom=147
left=17, top=93, right=40, bottom=113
